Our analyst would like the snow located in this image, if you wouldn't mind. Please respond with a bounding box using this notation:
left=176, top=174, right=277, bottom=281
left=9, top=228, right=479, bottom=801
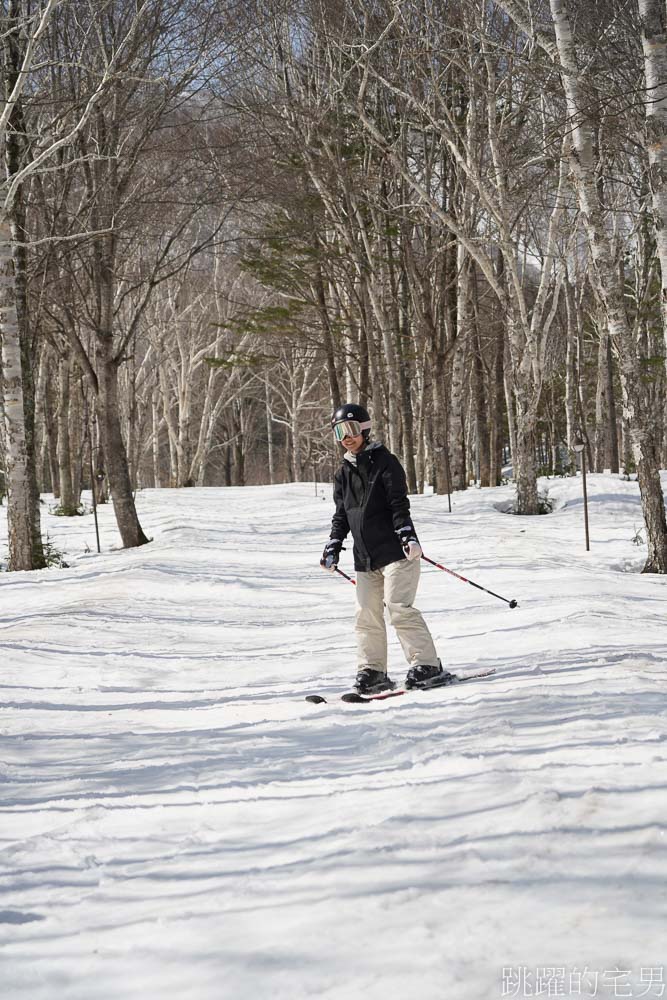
left=1, top=474, right=666, bottom=1000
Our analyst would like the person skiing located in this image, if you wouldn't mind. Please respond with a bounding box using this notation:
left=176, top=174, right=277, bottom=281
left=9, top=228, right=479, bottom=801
left=320, top=403, right=452, bottom=695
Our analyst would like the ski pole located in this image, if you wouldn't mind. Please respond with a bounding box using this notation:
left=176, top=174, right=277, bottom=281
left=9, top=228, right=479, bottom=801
left=421, top=554, right=518, bottom=608
left=334, top=566, right=356, bottom=585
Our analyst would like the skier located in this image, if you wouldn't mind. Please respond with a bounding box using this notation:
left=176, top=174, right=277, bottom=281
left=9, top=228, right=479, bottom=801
left=320, top=403, right=452, bottom=695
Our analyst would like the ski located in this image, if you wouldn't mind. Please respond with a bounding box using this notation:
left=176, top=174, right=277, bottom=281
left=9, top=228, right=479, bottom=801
left=305, top=668, right=496, bottom=705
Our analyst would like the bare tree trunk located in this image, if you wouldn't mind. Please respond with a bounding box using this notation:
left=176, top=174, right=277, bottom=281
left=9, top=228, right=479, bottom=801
left=415, top=365, right=426, bottom=493
left=594, top=332, right=608, bottom=473
left=605, top=333, right=620, bottom=474
left=2, top=12, right=45, bottom=567
left=639, top=1, right=667, bottom=477
left=594, top=331, right=619, bottom=473
left=151, top=387, right=161, bottom=488
left=232, top=404, right=245, bottom=486
left=513, top=388, right=539, bottom=514
left=357, top=309, right=369, bottom=403
left=34, top=349, right=51, bottom=492
left=488, top=321, right=505, bottom=487
left=158, top=362, right=181, bottom=488
left=448, top=334, right=467, bottom=490
left=363, top=289, right=385, bottom=445
left=399, top=275, right=418, bottom=492
left=474, top=334, right=491, bottom=488
left=290, top=388, right=300, bottom=482
left=564, top=278, right=578, bottom=473
left=70, top=373, right=84, bottom=506
left=44, top=374, right=59, bottom=497
left=56, top=354, right=76, bottom=514
left=448, top=249, right=471, bottom=490
left=125, top=349, right=139, bottom=490
left=265, top=377, right=275, bottom=486
left=97, top=339, right=148, bottom=547
left=312, top=256, right=341, bottom=407
left=430, top=344, right=448, bottom=495
left=503, top=366, right=517, bottom=489
left=0, top=217, right=33, bottom=569
left=640, top=0, right=667, bottom=324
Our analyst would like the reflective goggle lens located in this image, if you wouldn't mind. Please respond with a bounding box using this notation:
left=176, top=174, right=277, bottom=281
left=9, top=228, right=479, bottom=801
left=333, top=420, right=362, bottom=441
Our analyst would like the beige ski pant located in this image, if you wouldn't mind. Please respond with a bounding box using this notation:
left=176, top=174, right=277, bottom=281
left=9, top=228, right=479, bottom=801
left=355, top=558, right=439, bottom=672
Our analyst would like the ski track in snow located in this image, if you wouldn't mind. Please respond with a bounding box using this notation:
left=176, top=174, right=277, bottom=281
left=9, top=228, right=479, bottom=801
left=0, top=476, right=666, bottom=1000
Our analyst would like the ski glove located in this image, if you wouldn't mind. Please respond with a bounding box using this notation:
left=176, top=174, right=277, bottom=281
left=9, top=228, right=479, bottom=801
left=320, top=538, right=343, bottom=571
left=397, top=525, right=422, bottom=562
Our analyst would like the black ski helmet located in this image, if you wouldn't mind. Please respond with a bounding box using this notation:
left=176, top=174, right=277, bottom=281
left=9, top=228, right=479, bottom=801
left=331, top=402, right=372, bottom=441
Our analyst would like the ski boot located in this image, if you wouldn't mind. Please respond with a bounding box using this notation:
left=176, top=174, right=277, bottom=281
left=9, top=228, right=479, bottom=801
left=404, top=661, right=455, bottom=690
left=354, top=667, right=396, bottom=695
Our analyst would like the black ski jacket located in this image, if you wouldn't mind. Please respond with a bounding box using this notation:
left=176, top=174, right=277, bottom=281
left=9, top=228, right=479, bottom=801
left=330, top=443, right=415, bottom=572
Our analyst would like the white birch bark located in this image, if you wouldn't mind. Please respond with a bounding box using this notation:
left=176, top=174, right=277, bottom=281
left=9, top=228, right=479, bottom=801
left=564, top=278, right=578, bottom=474
left=548, top=0, right=667, bottom=571
left=639, top=1, right=667, bottom=289
left=639, top=1, right=667, bottom=471
left=0, top=0, right=156, bottom=562
left=340, top=8, right=569, bottom=513
left=448, top=250, right=471, bottom=490
left=492, top=0, right=667, bottom=567
left=503, top=364, right=518, bottom=482
left=0, top=216, right=31, bottom=568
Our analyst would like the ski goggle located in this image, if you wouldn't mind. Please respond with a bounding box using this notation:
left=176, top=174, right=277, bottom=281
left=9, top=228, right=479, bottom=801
left=333, top=420, right=364, bottom=441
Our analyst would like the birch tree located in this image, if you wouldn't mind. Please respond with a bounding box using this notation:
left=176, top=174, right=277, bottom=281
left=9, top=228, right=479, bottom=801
left=0, top=0, right=60, bottom=570
left=0, top=0, right=171, bottom=566
left=0, top=0, right=112, bottom=568
left=639, top=1, right=667, bottom=462
left=496, top=0, right=667, bottom=569
left=323, top=0, right=572, bottom=511
left=31, top=0, right=245, bottom=546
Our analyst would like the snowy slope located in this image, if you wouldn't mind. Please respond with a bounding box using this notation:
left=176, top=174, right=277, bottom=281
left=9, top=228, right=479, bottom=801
left=1, top=476, right=666, bottom=1000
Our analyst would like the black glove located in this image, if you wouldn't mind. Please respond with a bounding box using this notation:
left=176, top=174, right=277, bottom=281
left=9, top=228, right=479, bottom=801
left=320, top=538, right=343, bottom=572
left=397, top=525, right=422, bottom=562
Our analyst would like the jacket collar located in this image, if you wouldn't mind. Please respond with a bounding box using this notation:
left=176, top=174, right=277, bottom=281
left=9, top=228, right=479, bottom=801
left=344, top=440, right=383, bottom=465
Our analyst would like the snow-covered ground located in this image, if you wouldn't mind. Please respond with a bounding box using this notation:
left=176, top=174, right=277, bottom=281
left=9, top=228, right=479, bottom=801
left=1, top=475, right=666, bottom=1000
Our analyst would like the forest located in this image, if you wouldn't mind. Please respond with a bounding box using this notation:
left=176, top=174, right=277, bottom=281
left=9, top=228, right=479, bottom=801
left=1, top=0, right=667, bottom=572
